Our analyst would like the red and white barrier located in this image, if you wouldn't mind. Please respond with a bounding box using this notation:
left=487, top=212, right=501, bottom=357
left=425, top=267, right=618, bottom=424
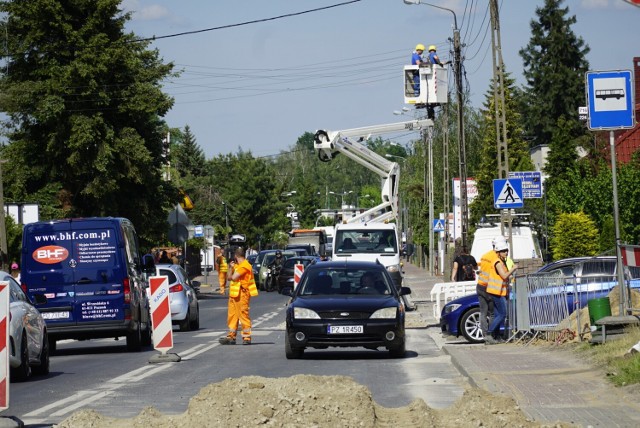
left=0, top=281, right=9, bottom=410
left=294, top=264, right=304, bottom=290
left=149, top=276, right=173, bottom=354
left=621, top=245, right=640, bottom=267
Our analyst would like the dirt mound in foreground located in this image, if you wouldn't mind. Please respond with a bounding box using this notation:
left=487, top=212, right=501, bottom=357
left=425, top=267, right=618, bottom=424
left=55, top=375, right=575, bottom=427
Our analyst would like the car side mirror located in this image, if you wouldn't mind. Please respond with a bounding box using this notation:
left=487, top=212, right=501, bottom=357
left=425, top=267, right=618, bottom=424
left=399, top=286, right=411, bottom=296
left=141, top=254, right=156, bottom=273
left=281, top=287, right=294, bottom=297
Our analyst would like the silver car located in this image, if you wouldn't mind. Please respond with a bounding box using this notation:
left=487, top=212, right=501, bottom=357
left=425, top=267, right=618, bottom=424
left=2, top=272, right=50, bottom=381
left=154, top=264, right=200, bottom=332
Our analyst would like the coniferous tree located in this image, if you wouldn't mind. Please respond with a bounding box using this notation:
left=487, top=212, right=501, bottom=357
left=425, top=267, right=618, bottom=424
left=470, top=72, right=534, bottom=228
left=176, top=125, right=206, bottom=178
left=519, top=0, right=589, bottom=150
left=0, top=0, right=176, bottom=244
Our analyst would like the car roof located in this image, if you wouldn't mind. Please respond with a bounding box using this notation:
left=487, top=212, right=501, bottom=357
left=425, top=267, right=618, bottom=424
left=304, top=260, right=385, bottom=270
left=537, top=256, right=616, bottom=272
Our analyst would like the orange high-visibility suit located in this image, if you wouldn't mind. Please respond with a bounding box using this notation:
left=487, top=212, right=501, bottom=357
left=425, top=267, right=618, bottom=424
left=225, top=259, right=258, bottom=343
left=216, top=251, right=228, bottom=295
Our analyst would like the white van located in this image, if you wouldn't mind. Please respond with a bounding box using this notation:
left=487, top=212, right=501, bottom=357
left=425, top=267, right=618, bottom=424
left=332, top=223, right=402, bottom=287
left=470, top=226, right=542, bottom=262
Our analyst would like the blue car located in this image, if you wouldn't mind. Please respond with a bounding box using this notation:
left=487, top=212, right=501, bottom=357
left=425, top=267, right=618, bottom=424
left=440, top=256, right=640, bottom=343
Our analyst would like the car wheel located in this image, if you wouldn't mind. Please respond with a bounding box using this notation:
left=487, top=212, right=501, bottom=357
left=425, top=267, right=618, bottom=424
left=11, top=331, right=31, bottom=382
left=32, top=332, right=50, bottom=376
left=189, top=304, right=200, bottom=331
left=460, top=308, right=484, bottom=344
left=389, top=340, right=406, bottom=358
left=179, top=308, right=191, bottom=332
left=49, top=337, right=57, bottom=354
left=126, top=319, right=143, bottom=352
left=285, top=333, right=304, bottom=359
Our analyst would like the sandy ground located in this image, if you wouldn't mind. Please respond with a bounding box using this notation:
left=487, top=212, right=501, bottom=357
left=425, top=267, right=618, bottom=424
left=57, top=288, right=640, bottom=427
left=55, top=374, right=577, bottom=428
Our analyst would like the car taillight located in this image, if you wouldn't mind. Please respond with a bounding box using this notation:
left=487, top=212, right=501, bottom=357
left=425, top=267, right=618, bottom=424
left=123, top=277, right=131, bottom=303
left=170, top=284, right=184, bottom=293
left=20, top=283, right=27, bottom=294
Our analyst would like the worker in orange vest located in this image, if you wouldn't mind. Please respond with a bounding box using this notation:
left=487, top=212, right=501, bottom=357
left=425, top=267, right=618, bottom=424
left=219, top=247, right=258, bottom=345
left=214, top=246, right=228, bottom=295
left=478, top=236, right=517, bottom=344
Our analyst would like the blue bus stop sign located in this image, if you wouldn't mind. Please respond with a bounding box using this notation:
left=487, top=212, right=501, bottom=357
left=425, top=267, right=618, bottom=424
left=586, top=70, right=635, bottom=130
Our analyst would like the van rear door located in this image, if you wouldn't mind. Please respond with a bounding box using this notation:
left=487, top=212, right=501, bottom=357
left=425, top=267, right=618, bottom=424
left=23, top=219, right=126, bottom=326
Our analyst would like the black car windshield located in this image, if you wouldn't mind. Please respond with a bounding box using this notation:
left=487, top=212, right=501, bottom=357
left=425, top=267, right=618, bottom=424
left=298, top=268, right=393, bottom=296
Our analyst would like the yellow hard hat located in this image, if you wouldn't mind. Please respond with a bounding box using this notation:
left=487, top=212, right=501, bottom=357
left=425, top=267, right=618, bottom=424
left=428, top=45, right=437, bottom=52
left=415, top=44, right=425, bottom=51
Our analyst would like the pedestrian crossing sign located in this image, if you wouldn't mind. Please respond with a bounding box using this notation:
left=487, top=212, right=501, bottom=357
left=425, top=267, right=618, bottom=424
left=432, top=219, right=445, bottom=232
left=493, top=178, right=524, bottom=209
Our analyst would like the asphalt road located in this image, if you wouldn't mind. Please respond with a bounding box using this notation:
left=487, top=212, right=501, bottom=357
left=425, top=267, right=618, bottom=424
left=6, top=278, right=465, bottom=427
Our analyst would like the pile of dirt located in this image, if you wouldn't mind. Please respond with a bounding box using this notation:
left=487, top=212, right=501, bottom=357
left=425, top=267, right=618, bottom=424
left=55, top=375, right=574, bottom=427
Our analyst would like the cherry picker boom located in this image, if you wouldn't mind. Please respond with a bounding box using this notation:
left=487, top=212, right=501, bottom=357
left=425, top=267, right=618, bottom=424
left=313, top=118, right=433, bottom=224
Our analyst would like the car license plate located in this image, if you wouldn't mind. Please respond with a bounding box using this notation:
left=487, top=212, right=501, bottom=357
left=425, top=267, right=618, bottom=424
left=42, top=311, right=70, bottom=320
left=328, top=325, right=363, bottom=334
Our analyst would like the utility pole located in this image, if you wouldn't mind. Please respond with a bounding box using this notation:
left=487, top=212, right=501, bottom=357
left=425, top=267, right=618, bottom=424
left=489, top=0, right=512, bottom=247
left=0, top=160, right=7, bottom=271
left=427, top=126, right=434, bottom=275
left=443, top=101, right=451, bottom=266
left=223, top=201, right=229, bottom=243
left=452, top=14, right=468, bottom=250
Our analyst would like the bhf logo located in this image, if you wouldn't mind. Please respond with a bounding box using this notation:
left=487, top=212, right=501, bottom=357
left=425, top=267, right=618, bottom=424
left=33, top=245, right=69, bottom=264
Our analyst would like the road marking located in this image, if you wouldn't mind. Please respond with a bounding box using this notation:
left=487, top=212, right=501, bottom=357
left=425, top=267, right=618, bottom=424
left=50, top=390, right=114, bottom=417
left=23, top=310, right=284, bottom=423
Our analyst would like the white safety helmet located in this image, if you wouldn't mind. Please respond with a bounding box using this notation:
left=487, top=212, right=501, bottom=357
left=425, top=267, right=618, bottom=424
left=493, top=236, right=509, bottom=252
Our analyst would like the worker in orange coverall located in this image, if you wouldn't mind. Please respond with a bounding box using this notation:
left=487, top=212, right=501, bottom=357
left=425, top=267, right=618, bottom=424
left=218, top=247, right=258, bottom=345
left=215, top=246, right=228, bottom=295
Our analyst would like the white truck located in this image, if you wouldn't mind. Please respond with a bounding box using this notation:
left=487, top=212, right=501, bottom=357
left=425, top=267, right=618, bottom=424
left=314, top=119, right=433, bottom=288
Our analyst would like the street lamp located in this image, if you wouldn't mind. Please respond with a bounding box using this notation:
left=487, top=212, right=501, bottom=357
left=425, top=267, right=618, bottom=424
left=385, top=153, right=406, bottom=162
left=403, top=0, right=468, bottom=249
left=356, top=194, right=371, bottom=209
left=222, top=201, right=229, bottom=243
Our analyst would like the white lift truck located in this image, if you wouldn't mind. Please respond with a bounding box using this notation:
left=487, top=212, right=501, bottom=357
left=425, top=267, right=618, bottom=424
left=313, top=120, right=432, bottom=308
left=313, top=119, right=433, bottom=224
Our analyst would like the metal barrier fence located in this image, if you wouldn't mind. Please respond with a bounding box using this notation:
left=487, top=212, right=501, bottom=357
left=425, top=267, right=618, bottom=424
left=513, top=270, right=633, bottom=337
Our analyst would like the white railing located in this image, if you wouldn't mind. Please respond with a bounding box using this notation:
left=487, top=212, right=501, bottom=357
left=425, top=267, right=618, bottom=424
left=431, top=280, right=476, bottom=318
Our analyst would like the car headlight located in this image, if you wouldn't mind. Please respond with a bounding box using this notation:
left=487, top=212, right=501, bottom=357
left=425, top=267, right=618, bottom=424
left=293, top=307, right=320, bottom=319
left=386, top=265, right=400, bottom=273
left=370, top=307, right=397, bottom=319
left=443, top=303, right=461, bottom=314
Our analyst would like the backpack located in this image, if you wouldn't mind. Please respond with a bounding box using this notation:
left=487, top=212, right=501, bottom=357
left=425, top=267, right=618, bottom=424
left=460, top=255, right=476, bottom=281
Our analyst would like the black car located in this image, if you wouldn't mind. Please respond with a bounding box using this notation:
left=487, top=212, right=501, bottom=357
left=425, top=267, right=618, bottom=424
left=277, top=256, right=319, bottom=292
left=283, top=260, right=410, bottom=359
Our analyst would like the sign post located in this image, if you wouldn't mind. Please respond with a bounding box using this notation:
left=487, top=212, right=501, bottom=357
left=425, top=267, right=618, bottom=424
left=508, top=171, right=542, bottom=199
left=586, top=69, right=635, bottom=315
left=493, top=178, right=524, bottom=209
left=293, top=264, right=304, bottom=290
left=148, top=276, right=180, bottom=363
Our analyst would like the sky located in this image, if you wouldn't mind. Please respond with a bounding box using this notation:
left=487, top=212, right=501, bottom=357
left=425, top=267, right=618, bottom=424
left=121, top=0, right=639, bottom=159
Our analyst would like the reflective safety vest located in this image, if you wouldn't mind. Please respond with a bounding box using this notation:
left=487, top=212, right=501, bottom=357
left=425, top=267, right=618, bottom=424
left=477, top=250, right=507, bottom=296
left=229, top=260, right=258, bottom=298
left=217, top=255, right=228, bottom=274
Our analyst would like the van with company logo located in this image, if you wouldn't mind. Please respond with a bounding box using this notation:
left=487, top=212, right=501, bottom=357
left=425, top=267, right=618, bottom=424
left=20, top=217, right=152, bottom=352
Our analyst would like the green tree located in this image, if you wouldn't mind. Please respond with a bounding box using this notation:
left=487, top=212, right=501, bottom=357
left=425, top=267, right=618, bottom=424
left=0, top=0, right=177, bottom=246
left=519, top=0, right=590, bottom=151
left=175, top=125, right=206, bottom=178
left=469, top=72, right=534, bottom=229
left=550, top=212, right=598, bottom=260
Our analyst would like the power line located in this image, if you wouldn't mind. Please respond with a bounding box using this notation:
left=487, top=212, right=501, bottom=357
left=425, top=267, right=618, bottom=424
left=130, top=1, right=362, bottom=43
